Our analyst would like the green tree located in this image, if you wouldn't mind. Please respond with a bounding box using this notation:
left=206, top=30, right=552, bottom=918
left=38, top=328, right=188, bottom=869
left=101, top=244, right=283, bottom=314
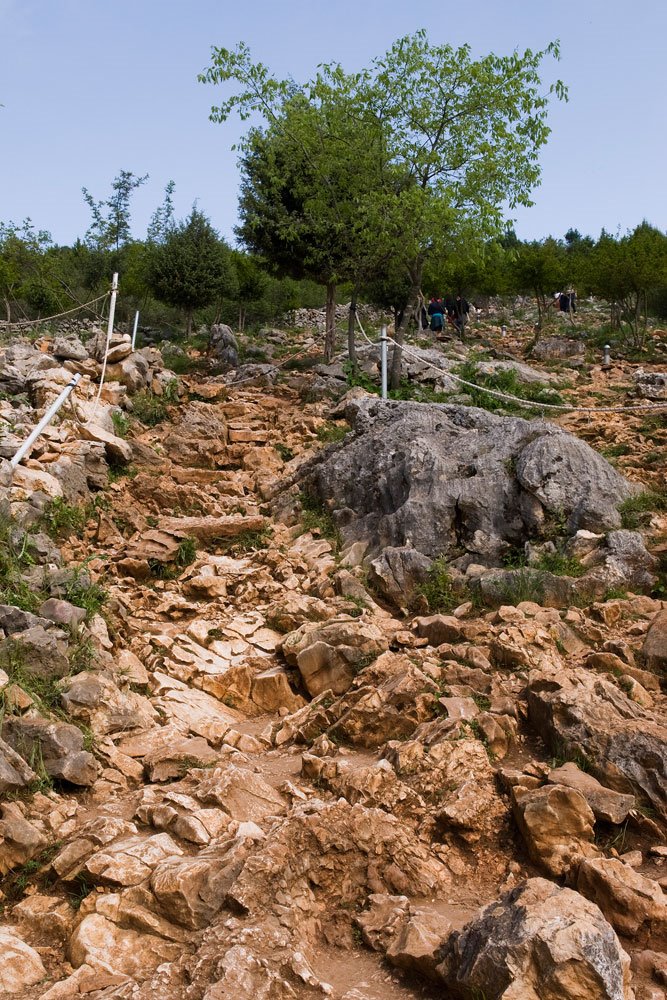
left=201, top=33, right=566, bottom=383
left=147, top=207, right=234, bottom=335
left=509, top=237, right=568, bottom=328
left=0, top=219, right=61, bottom=321
left=82, top=169, right=148, bottom=253
left=585, top=223, right=667, bottom=350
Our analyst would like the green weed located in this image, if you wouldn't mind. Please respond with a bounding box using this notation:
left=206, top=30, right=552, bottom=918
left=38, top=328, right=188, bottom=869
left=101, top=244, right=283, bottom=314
left=618, top=490, right=667, bottom=529
left=414, top=558, right=458, bottom=612
left=217, top=526, right=273, bottom=554
left=316, top=422, right=349, bottom=444
left=299, top=493, right=341, bottom=551
left=536, top=551, right=586, bottom=578
left=110, top=411, right=130, bottom=437
left=275, top=443, right=294, bottom=462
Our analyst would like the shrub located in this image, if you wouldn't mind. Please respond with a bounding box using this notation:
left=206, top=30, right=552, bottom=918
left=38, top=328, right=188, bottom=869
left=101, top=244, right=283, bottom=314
left=316, top=422, right=349, bottom=444
left=299, top=493, right=341, bottom=551
left=454, top=361, right=564, bottom=415
left=111, top=411, right=130, bottom=437
left=40, top=498, right=89, bottom=540
left=415, top=558, right=458, bottom=612
left=131, top=391, right=169, bottom=426
left=618, top=490, right=667, bottom=529
left=536, top=551, right=586, bottom=578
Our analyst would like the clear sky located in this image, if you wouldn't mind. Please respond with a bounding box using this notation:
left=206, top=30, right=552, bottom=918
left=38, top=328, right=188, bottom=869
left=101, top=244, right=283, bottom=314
left=1, top=0, right=665, bottom=248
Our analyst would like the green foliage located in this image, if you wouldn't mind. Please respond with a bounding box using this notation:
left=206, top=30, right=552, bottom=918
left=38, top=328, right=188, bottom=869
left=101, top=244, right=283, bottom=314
left=583, top=223, right=667, bottom=351
left=108, top=464, right=138, bottom=482
left=0, top=512, right=46, bottom=613
left=131, top=389, right=171, bottom=426
left=175, top=537, right=197, bottom=567
left=299, top=492, right=341, bottom=551
left=316, top=422, right=348, bottom=444
left=217, top=526, right=273, bottom=554
left=536, top=551, right=586, bottom=578
left=415, top=558, right=458, bottom=613
left=40, top=498, right=89, bottom=541
left=618, top=490, right=667, bottom=529
left=82, top=169, right=148, bottom=253
left=147, top=206, right=235, bottom=335
left=0, top=644, right=63, bottom=715
left=202, top=33, right=566, bottom=367
left=275, top=443, right=294, bottom=462
left=61, top=566, right=107, bottom=618
left=600, top=443, right=632, bottom=459
left=498, top=568, right=545, bottom=606
left=455, top=361, right=564, bottom=415
left=111, top=411, right=130, bottom=437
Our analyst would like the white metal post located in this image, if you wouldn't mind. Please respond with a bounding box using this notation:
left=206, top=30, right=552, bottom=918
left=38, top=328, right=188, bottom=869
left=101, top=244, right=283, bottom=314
left=131, top=310, right=139, bottom=350
left=92, top=273, right=119, bottom=413
left=603, top=344, right=611, bottom=366
left=10, top=374, right=82, bottom=468
left=380, top=325, right=388, bottom=400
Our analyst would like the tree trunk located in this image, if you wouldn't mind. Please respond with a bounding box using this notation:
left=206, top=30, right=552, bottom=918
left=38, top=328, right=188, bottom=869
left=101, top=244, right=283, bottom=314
left=347, top=289, right=357, bottom=369
left=3, top=296, right=10, bottom=323
left=324, top=281, right=337, bottom=363
left=186, top=307, right=193, bottom=337
left=238, top=305, right=246, bottom=334
left=390, top=265, right=422, bottom=389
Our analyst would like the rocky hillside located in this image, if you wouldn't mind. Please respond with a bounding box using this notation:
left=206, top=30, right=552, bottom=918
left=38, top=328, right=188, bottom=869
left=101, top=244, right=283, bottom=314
left=0, top=321, right=665, bottom=1000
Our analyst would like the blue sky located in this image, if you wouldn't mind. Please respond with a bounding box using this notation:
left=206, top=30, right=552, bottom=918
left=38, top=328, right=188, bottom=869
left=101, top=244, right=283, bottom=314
left=1, top=0, right=665, bottom=247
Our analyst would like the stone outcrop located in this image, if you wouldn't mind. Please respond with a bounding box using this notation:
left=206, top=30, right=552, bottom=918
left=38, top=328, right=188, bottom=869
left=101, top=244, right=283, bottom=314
left=437, top=878, right=634, bottom=999
left=299, top=399, right=639, bottom=566
left=526, top=666, right=667, bottom=819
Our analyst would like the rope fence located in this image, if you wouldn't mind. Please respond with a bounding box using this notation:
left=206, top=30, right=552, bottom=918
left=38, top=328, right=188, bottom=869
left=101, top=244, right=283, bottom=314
left=354, top=316, right=667, bottom=415
left=0, top=293, right=110, bottom=329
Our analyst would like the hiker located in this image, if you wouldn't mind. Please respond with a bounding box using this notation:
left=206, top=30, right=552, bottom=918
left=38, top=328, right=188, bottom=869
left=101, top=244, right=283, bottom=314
left=554, top=291, right=576, bottom=314
left=427, top=296, right=444, bottom=333
left=450, top=294, right=470, bottom=335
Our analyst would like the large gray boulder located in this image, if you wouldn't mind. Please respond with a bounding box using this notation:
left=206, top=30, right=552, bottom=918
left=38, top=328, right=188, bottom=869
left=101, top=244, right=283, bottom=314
left=436, top=878, right=633, bottom=1000
left=209, top=324, right=239, bottom=368
left=299, top=399, right=639, bottom=567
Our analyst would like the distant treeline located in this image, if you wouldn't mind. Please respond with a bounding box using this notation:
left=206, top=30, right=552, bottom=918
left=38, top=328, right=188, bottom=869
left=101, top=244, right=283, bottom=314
left=1, top=172, right=665, bottom=354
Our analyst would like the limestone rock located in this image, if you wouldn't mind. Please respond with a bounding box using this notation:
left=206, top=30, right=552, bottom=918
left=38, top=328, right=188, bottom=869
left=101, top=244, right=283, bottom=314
left=0, top=926, right=46, bottom=994
left=547, top=762, right=635, bottom=824
left=643, top=609, right=667, bottom=672
left=437, top=877, right=634, bottom=1000
left=0, top=736, right=37, bottom=793
left=282, top=619, right=388, bottom=696
left=512, top=783, right=599, bottom=876
left=577, top=857, right=667, bottom=939
left=368, top=546, right=433, bottom=607
left=527, top=666, right=667, bottom=819
left=0, top=801, right=49, bottom=875
left=298, top=399, right=638, bottom=568
left=1, top=715, right=98, bottom=786
left=0, top=624, right=70, bottom=679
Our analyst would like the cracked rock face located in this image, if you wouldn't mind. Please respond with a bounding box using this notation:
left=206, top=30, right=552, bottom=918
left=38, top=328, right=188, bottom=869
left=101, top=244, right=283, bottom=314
left=300, top=398, right=639, bottom=566
left=437, top=877, right=634, bottom=1000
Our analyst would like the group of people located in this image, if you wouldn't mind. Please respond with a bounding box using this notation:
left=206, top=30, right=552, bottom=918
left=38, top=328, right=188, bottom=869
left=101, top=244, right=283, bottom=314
left=425, top=294, right=471, bottom=335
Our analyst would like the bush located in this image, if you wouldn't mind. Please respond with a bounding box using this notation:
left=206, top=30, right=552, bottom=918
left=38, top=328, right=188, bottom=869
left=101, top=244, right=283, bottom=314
left=131, top=390, right=169, bottom=426
left=618, top=490, right=667, bottom=529
left=299, top=493, right=340, bottom=551
left=455, top=361, right=564, bottom=415
left=415, top=558, right=458, bottom=612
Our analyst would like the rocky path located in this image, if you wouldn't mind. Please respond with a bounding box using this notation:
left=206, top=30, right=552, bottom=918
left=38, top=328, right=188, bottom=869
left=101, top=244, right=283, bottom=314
left=1, top=349, right=667, bottom=1000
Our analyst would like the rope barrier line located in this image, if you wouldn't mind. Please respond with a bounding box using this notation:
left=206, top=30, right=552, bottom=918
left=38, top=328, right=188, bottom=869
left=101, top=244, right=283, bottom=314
left=354, top=316, right=667, bottom=415
left=0, top=293, right=110, bottom=329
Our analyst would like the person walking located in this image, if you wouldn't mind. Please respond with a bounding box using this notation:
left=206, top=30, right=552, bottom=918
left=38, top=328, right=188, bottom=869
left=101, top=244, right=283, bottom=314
left=427, top=296, right=444, bottom=333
